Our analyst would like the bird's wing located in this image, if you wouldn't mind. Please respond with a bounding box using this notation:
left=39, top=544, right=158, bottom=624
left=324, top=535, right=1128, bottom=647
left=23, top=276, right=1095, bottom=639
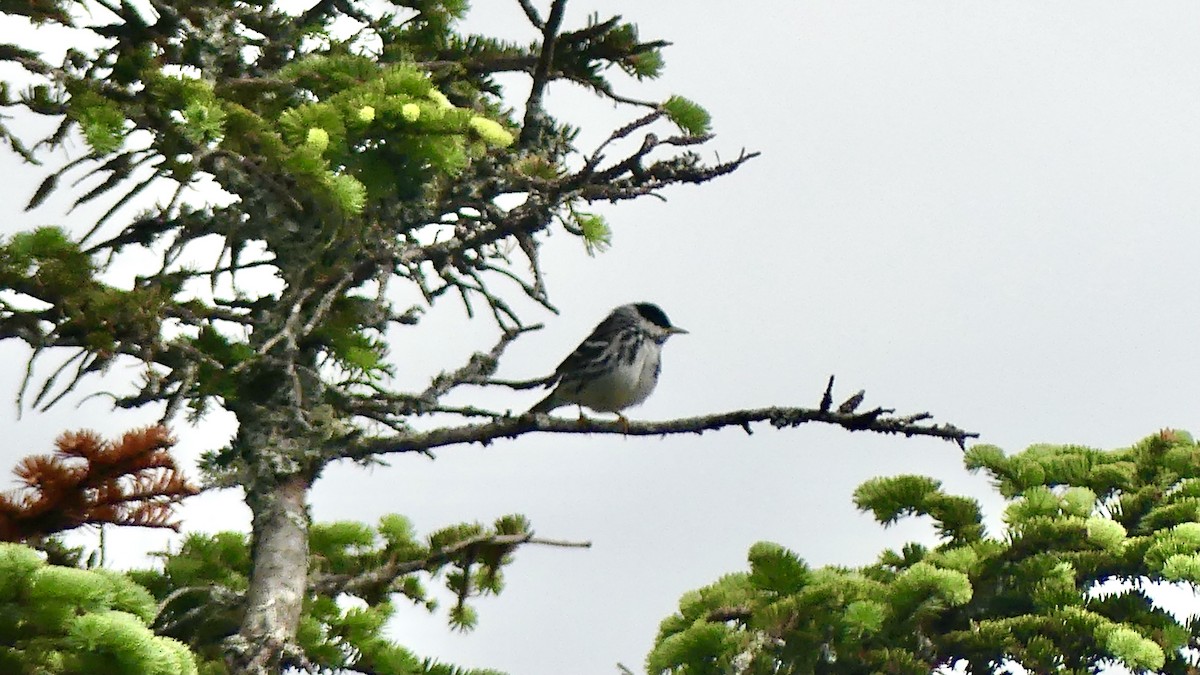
left=551, top=312, right=629, bottom=385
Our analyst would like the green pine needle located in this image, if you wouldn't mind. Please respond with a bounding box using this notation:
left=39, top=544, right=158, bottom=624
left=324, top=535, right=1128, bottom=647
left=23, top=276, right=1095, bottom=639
left=624, top=49, right=664, bottom=80
left=8, top=226, right=73, bottom=259
left=326, top=173, right=368, bottom=214
left=575, top=211, right=612, bottom=256
left=448, top=603, right=478, bottom=631
left=77, top=107, right=126, bottom=154
left=181, top=99, right=226, bottom=145
left=662, top=95, right=711, bottom=136
left=747, top=542, right=809, bottom=595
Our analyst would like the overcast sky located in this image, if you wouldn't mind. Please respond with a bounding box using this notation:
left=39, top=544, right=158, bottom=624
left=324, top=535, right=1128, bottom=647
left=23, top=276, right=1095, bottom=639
left=4, top=1, right=1200, bottom=674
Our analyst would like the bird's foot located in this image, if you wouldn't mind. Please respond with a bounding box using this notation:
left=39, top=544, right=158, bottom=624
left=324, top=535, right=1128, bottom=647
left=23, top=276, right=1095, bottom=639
left=617, top=413, right=630, bottom=434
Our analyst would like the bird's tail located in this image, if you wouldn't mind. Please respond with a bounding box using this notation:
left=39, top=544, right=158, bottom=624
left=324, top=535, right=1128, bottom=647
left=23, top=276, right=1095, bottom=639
left=527, top=390, right=560, bottom=414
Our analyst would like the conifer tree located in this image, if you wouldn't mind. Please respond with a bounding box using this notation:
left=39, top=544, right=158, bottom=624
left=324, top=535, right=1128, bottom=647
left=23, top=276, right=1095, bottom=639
left=0, top=0, right=973, bottom=672
left=648, top=430, right=1200, bottom=674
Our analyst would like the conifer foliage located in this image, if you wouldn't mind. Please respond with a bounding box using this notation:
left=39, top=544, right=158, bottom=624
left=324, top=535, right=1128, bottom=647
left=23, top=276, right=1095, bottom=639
left=129, top=513, right=579, bottom=674
left=0, top=542, right=198, bottom=675
left=649, top=431, right=1200, bottom=674
left=0, top=426, right=198, bottom=542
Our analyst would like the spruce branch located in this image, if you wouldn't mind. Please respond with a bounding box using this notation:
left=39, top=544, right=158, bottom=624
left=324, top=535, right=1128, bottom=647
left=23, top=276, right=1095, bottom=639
left=0, top=425, right=200, bottom=542
left=338, top=377, right=977, bottom=462
left=391, top=129, right=759, bottom=279
left=309, top=531, right=590, bottom=598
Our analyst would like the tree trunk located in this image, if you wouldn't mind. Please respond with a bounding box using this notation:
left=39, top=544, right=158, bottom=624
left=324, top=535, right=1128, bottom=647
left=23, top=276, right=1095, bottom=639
left=232, top=472, right=311, bottom=674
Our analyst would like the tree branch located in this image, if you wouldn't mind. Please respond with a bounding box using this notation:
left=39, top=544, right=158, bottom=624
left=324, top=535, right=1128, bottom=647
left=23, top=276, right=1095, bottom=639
left=336, top=377, right=977, bottom=462
left=477, top=375, right=555, bottom=390
left=309, top=532, right=590, bottom=598
left=421, top=323, right=543, bottom=401
left=519, top=0, right=568, bottom=145
left=516, top=0, right=544, bottom=29
left=334, top=324, right=546, bottom=427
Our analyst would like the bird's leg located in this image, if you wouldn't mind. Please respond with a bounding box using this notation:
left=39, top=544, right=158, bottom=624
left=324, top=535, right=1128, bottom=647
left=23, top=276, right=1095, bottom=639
left=576, top=406, right=588, bottom=425
left=617, top=413, right=630, bottom=434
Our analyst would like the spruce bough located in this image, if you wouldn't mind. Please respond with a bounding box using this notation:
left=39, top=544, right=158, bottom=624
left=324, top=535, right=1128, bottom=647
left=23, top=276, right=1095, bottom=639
left=649, top=431, right=1200, bottom=674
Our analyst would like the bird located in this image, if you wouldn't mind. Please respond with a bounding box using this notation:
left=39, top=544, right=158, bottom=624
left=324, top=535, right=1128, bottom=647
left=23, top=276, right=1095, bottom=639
left=528, top=302, right=688, bottom=423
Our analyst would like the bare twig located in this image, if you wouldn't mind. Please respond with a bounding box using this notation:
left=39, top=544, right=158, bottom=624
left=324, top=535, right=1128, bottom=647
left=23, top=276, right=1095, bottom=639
left=421, top=324, right=543, bottom=402
left=235, top=287, right=315, bottom=370
left=519, top=0, right=568, bottom=145
left=154, top=584, right=241, bottom=634
left=516, top=0, right=544, bottom=28
left=477, top=375, right=555, bottom=390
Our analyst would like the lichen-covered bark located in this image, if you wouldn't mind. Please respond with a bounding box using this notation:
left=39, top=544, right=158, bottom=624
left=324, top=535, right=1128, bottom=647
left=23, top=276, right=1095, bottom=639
left=231, top=472, right=311, bottom=674
left=221, top=398, right=325, bottom=674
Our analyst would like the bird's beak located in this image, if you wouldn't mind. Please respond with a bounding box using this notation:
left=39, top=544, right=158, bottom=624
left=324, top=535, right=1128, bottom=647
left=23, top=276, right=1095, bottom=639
left=668, top=326, right=689, bottom=335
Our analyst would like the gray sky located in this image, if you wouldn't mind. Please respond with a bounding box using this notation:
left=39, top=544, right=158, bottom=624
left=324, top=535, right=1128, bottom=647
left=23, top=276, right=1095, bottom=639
left=4, top=1, right=1200, bottom=674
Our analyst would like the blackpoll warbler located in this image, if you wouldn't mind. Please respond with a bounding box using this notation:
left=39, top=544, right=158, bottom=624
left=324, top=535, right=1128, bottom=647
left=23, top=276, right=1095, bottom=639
left=528, top=302, right=688, bottom=420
